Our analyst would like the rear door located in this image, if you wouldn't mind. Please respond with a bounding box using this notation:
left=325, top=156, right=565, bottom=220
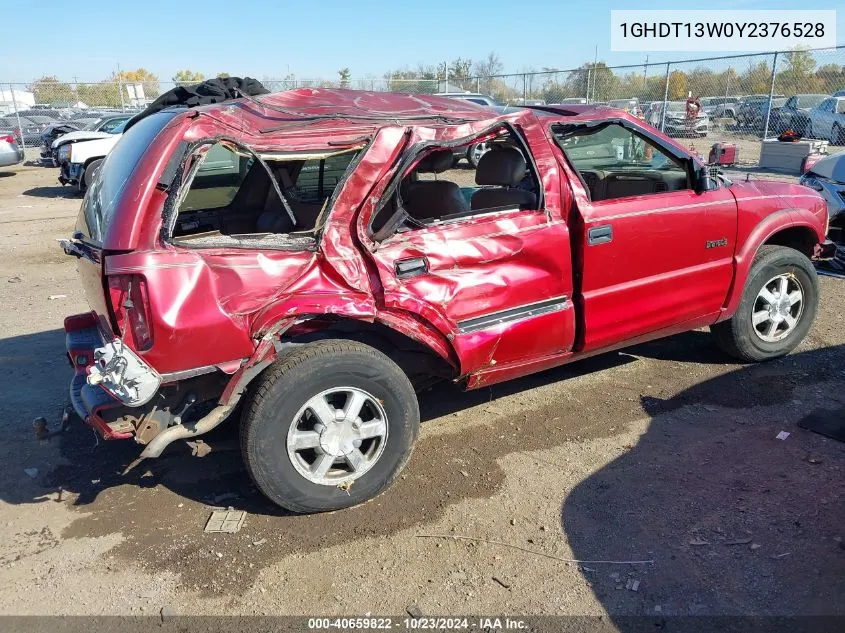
left=552, top=120, right=737, bottom=352
left=368, top=124, right=576, bottom=381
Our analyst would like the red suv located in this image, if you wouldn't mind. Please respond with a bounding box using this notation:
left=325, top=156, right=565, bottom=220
left=62, top=90, right=832, bottom=513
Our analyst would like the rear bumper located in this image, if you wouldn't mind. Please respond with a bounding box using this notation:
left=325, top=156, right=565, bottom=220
left=65, top=313, right=133, bottom=440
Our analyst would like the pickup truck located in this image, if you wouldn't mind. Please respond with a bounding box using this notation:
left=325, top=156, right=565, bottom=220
left=61, top=89, right=832, bottom=513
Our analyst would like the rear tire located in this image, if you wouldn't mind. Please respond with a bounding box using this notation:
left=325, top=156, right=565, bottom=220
left=711, top=245, right=818, bottom=362
left=240, top=340, right=420, bottom=513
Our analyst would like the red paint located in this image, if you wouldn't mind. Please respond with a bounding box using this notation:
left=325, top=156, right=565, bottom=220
left=63, top=90, right=828, bottom=437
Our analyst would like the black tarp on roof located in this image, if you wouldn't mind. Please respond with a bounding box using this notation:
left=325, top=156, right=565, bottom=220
left=124, top=77, right=269, bottom=131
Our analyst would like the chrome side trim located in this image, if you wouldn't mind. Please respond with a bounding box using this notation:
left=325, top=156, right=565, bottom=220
left=456, top=296, right=569, bottom=334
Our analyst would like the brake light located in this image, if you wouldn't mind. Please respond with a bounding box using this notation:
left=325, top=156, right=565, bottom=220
left=107, top=275, right=154, bottom=350
left=64, top=311, right=99, bottom=332
left=1, top=134, right=14, bottom=144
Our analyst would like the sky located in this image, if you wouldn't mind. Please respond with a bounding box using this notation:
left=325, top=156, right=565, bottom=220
left=1, top=0, right=843, bottom=84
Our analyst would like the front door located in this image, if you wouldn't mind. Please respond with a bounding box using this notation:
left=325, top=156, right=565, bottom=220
left=552, top=121, right=738, bottom=352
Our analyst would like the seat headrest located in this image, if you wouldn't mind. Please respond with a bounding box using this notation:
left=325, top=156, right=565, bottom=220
left=475, top=147, right=527, bottom=186
left=415, top=149, right=454, bottom=174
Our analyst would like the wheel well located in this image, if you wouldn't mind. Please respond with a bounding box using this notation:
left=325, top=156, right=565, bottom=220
left=763, top=226, right=817, bottom=258
left=83, top=156, right=103, bottom=168
left=278, top=318, right=455, bottom=390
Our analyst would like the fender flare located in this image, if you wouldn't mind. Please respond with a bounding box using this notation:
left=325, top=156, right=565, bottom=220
left=720, top=208, right=824, bottom=319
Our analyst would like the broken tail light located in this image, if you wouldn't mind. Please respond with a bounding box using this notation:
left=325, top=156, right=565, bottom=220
left=107, top=275, right=154, bottom=351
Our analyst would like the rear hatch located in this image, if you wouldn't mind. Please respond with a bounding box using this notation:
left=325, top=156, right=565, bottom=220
left=61, top=111, right=181, bottom=332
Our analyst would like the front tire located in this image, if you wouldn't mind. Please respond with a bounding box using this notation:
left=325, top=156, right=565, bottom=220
left=711, top=245, right=818, bottom=362
left=240, top=340, right=420, bottom=513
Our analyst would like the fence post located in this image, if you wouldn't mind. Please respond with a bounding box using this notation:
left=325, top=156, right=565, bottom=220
left=9, top=84, right=25, bottom=154
left=762, top=52, right=779, bottom=143
left=659, top=63, right=670, bottom=133
left=476, top=77, right=480, bottom=93
left=523, top=74, right=527, bottom=104
left=585, top=66, right=591, bottom=103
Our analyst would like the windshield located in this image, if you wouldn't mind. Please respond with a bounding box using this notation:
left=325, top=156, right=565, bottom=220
left=796, top=95, right=826, bottom=108
left=76, top=111, right=178, bottom=245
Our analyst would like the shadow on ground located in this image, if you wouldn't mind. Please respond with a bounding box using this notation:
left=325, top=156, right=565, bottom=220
left=21, top=185, right=78, bottom=198
left=563, top=343, right=845, bottom=622
left=1, top=326, right=843, bottom=601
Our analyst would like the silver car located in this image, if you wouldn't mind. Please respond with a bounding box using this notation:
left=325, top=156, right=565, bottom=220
left=0, top=132, right=24, bottom=168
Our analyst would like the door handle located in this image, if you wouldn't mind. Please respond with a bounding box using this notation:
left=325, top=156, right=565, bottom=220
left=588, top=225, right=613, bottom=245
left=395, top=257, right=429, bottom=278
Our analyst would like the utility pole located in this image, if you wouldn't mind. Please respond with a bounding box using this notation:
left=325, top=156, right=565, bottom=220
left=643, top=55, right=649, bottom=91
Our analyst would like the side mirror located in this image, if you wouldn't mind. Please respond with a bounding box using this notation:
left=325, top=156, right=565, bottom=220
left=694, top=166, right=719, bottom=193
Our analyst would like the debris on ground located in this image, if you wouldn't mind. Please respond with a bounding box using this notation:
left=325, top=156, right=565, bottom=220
left=805, top=453, right=823, bottom=464
left=688, top=538, right=709, bottom=546
left=187, top=439, right=212, bottom=457
left=776, top=431, right=790, bottom=440
left=724, top=537, right=753, bottom=546
left=252, top=539, right=267, bottom=546
left=7, top=276, right=21, bottom=283
left=204, top=509, right=247, bottom=533
left=625, top=579, right=640, bottom=592
left=47, top=294, right=66, bottom=300
left=160, top=605, right=177, bottom=622
left=492, top=576, right=511, bottom=589
left=32, top=417, right=49, bottom=440
left=23, top=468, right=38, bottom=479
left=459, top=470, right=469, bottom=478
left=406, top=605, right=423, bottom=619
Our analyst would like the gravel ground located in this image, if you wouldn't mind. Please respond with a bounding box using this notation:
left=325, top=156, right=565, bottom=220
left=0, top=154, right=843, bottom=625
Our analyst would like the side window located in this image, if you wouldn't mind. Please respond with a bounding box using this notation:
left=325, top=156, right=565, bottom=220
left=370, top=127, right=542, bottom=238
left=552, top=122, right=690, bottom=203
left=292, top=153, right=357, bottom=203
left=100, top=118, right=126, bottom=134
left=172, top=141, right=362, bottom=242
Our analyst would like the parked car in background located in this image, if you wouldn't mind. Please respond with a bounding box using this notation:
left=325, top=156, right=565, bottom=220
left=39, top=122, right=85, bottom=164
left=0, top=131, right=24, bottom=169
left=58, top=131, right=125, bottom=192
left=833, top=90, right=845, bottom=98
left=646, top=101, right=709, bottom=137
left=0, top=115, right=47, bottom=146
left=46, top=114, right=130, bottom=165
left=805, top=97, right=845, bottom=144
left=770, top=94, right=829, bottom=135
left=801, top=152, right=845, bottom=226
left=736, top=96, right=786, bottom=129
left=710, top=97, right=741, bottom=120
left=435, top=92, right=502, bottom=107
left=61, top=89, right=830, bottom=513
left=439, top=94, right=500, bottom=165
left=606, top=98, right=642, bottom=117
left=558, top=97, right=588, bottom=105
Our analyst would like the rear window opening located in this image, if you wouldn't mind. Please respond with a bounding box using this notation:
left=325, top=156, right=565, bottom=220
left=169, top=140, right=364, bottom=248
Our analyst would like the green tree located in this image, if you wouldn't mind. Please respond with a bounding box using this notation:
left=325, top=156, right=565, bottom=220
left=216, top=72, right=231, bottom=79
left=667, top=70, right=689, bottom=100
left=172, top=69, right=205, bottom=85
left=338, top=67, right=351, bottom=88
left=777, top=48, right=820, bottom=93
left=740, top=61, right=772, bottom=94
left=30, top=76, right=75, bottom=104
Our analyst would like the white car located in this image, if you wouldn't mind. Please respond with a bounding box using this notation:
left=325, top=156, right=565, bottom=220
left=57, top=134, right=123, bottom=192
left=805, top=97, right=845, bottom=145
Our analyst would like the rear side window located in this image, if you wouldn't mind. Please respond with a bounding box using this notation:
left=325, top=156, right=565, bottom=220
left=293, top=153, right=358, bottom=203
left=77, top=111, right=179, bottom=244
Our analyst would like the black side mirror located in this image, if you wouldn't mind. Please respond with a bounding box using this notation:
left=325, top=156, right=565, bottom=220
left=694, top=166, right=719, bottom=193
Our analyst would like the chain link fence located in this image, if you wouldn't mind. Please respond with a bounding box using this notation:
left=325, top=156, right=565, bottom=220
left=2, top=45, right=844, bottom=163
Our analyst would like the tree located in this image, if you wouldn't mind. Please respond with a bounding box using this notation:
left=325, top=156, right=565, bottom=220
left=667, top=70, right=689, bottom=100
left=338, top=67, right=351, bottom=88
left=740, top=61, right=772, bottom=94
left=30, top=76, right=74, bottom=104
left=216, top=72, right=231, bottom=79
left=777, top=47, right=820, bottom=93
left=172, top=69, right=205, bottom=85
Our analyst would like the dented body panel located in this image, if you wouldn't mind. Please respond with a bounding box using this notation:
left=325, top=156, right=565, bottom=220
left=63, top=89, right=829, bottom=443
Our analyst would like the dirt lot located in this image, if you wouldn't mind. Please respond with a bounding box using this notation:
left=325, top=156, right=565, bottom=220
left=0, top=154, right=843, bottom=626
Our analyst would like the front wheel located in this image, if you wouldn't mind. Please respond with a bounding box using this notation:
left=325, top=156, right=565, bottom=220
left=240, top=340, right=420, bottom=513
left=711, top=245, right=818, bottom=362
